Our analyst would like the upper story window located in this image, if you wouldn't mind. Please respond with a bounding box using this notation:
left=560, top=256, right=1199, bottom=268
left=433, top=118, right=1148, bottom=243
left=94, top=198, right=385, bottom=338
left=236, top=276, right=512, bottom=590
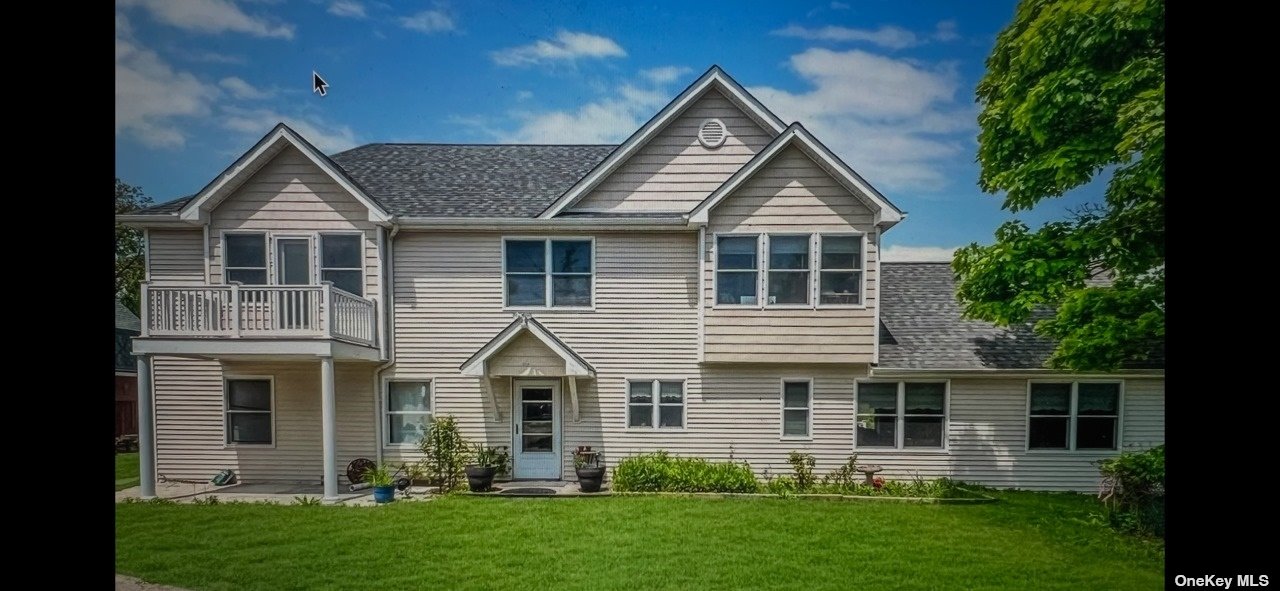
left=856, top=381, right=947, bottom=449
left=320, top=234, right=363, bottom=295
left=716, top=235, right=759, bottom=305
left=714, top=233, right=866, bottom=308
left=819, top=235, right=862, bottom=305
left=1028, top=382, right=1121, bottom=451
left=225, top=233, right=267, bottom=284
left=767, top=235, right=811, bottom=305
left=504, top=238, right=593, bottom=308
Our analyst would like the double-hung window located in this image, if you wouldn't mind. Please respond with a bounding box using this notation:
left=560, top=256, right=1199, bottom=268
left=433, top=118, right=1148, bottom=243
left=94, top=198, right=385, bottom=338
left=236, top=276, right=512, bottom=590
left=716, top=235, right=759, bottom=305
left=1028, top=382, right=1121, bottom=450
left=386, top=381, right=432, bottom=445
left=781, top=379, right=812, bottom=437
left=225, top=233, right=268, bottom=284
left=818, top=235, right=862, bottom=304
left=627, top=380, right=685, bottom=428
left=856, top=382, right=947, bottom=449
left=320, top=234, right=363, bottom=295
left=225, top=378, right=272, bottom=444
left=504, top=239, right=593, bottom=308
left=767, top=235, right=811, bottom=305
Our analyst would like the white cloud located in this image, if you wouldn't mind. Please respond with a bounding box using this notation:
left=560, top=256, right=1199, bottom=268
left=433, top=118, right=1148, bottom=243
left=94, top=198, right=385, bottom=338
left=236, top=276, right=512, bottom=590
left=115, top=13, right=213, bottom=148
left=218, top=76, right=274, bottom=100
left=881, top=245, right=958, bottom=262
left=328, top=0, right=366, bottom=19
left=172, top=49, right=245, bottom=64
left=117, top=0, right=295, bottom=39
left=515, top=90, right=534, bottom=101
left=492, top=30, right=626, bottom=67
left=399, top=10, right=454, bottom=34
left=640, top=65, right=692, bottom=85
left=830, top=1, right=850, bottom=9
left=747, top=48, right=973, bottom=190
left=221, top=107, right=360, bottom=154
left=772, top=24, right=920, bottom=49
left=933, top=20, right=959, bottom=42
left=494, top=77, right=668, bottom=143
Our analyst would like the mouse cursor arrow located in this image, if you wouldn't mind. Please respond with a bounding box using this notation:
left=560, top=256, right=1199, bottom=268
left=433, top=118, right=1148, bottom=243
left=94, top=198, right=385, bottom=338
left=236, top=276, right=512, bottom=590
left=313, top=71, right=329, bottom=97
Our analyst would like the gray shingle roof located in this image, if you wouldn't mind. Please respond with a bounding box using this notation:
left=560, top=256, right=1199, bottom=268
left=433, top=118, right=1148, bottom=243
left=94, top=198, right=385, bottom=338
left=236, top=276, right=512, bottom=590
left=116, top=300, right=141, bottom=333
left=127, top=143, right=618, bottom=218
left=878, top=262, right=1162, bottom=370
left=330, top=144, right=617, bottom=217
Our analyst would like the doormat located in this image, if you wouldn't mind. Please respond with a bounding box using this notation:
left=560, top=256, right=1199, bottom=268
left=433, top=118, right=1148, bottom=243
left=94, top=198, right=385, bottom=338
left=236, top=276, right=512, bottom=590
left=497, top=487, right=558, bottom=496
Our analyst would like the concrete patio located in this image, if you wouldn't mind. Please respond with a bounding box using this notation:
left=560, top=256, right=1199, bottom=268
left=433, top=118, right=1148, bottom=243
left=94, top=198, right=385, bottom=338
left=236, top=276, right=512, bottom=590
left=115, top=479, right=607, bottom=504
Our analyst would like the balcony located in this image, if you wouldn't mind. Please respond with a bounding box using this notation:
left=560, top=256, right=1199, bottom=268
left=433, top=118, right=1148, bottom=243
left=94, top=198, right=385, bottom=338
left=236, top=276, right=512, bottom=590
left=134, top=283, right=380, bottom=361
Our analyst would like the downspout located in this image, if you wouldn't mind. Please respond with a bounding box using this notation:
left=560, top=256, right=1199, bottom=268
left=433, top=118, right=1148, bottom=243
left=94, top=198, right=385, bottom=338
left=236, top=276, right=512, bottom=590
left=371, top=222, right=400, bottom=465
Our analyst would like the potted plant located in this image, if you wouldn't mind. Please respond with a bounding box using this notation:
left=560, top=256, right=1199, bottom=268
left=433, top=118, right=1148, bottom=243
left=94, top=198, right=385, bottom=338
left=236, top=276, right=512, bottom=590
left=364, top=463, right=397, bottom=503
left=465, top=445, right=510, bottom=492
left=574, top=446, right=605, bottom=493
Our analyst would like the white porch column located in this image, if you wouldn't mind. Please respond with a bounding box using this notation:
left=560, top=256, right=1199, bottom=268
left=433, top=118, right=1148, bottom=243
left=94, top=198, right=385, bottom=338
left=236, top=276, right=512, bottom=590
left=135, top=354, right=156, bottom=499
left=320, top=356, right=338, bottom=502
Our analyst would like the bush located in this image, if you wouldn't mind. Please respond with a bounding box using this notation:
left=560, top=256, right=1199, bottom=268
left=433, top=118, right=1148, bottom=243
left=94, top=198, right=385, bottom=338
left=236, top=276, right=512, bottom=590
left=612, top=451, right=759, bottom=493
left=1097, top=445, right=1165, bottom=537
left=417, top=415, right=471, bottom=493
left=787, top=451, right=816, bottom=492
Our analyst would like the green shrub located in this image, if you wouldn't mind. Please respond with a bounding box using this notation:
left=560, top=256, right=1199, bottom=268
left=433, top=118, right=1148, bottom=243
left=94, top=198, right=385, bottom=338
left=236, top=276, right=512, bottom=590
left=763, top=476, right=797, bottom=496
left=1097, top=445, right=1165, bottom=537
left=612, top=451, right=759, bottom=493
left=417, top=415, right=470, bottom=493
left=787, top=451, right=816, bottom=492
left=820, top=455, right=861, bottom=490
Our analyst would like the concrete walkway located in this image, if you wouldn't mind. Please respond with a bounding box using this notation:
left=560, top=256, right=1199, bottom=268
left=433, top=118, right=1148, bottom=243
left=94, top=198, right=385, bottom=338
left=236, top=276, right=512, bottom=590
left=116, top=574, right=190, bottom=591
left=115, top=481, right=436, bottom=505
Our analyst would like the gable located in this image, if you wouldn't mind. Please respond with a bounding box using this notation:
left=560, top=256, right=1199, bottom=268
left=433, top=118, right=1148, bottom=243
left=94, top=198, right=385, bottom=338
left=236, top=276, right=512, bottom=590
left=571, top=89, right=773, bottom=213
left=486, top=331, right=568, bottom=377
left=708, top=145, right=875, bottom=232
left=210, top=145, right=371, bottom=229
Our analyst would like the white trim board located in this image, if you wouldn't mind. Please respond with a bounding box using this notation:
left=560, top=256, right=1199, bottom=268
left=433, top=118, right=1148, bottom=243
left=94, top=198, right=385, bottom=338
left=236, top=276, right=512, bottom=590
left=538, top=65, right=788, bottom=219
left=688, top=123, right=905, bottom=228
left=459, top=314, right=596, bottom=377
left=176, top=123, right=391, bottom=226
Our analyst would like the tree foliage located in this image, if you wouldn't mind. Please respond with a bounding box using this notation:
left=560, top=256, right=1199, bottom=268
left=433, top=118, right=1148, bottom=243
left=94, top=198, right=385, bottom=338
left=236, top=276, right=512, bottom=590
left=115, top=179, right=152, bottom=315
left=953, top=0, right=1164, bottom=370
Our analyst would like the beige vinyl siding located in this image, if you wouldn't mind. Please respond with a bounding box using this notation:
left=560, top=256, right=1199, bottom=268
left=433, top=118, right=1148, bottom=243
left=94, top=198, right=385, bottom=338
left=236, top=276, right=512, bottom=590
left=851, top=377, right=1166, bottom=491
left=571, top=89, right=773, bottom=213
left=703, top=145, right=879, bottom=363
left=147, top=230, right=205, bottom=285
left=151, top=358, right=375, bottom=484
left=206, top=145, right=381, bottom=300
left=386, top=230, right=700, bottom=473
left=488, top=332, right=569, bottom=377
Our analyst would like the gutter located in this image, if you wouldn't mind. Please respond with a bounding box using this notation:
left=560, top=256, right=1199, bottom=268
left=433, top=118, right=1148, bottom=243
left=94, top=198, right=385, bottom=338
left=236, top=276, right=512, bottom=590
left=869, top=367, right=1165, bottom=379
left=370, top=222, right=401, bottom=465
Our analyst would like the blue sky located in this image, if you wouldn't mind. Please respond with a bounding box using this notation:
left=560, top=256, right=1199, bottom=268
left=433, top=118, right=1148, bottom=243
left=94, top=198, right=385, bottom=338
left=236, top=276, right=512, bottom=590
left=115, top=0, right=1103, bottom=260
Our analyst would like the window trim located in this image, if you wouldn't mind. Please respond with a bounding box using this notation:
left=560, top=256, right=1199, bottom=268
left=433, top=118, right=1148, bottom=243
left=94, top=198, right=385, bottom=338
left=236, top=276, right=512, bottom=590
left=763, top=233, right=814, bottom=308
left=711, top=232, right=762, bottom=309
left=383, top=378, right=434, bottom=448
left=779, top=377, right=814, bottom=440
left=623, top=378, right=688, bottom=431
left=501, top=236, right=597, bottom=311
left=1025, top=380, right=1125, bottom=452
left=318, top=231, right=367, bottom=296
left=222, top=231, right=270, bottom=285
left=815, top=232, right=867, bottom=309
left=223, top=375, right=275, bottom=448
left=853, top=380, right=951, bottom=452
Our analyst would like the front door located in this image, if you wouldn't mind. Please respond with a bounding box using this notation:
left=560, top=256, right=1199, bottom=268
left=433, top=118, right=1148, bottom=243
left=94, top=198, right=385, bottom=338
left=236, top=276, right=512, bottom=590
left=512, top=380, right=561, bottom=479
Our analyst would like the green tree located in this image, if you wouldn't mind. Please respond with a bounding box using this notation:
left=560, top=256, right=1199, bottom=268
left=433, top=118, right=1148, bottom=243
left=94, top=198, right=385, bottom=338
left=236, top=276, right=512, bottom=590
left=953, top=0, right=1164, bottom=370
left=116, top=179, right=152, bottom=314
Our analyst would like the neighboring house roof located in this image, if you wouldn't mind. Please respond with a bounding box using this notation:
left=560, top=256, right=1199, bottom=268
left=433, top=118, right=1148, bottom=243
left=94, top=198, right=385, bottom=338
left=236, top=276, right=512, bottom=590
left=116, top=300, right=141, bottom=333
left=877, top=263, right=1164, bottom=370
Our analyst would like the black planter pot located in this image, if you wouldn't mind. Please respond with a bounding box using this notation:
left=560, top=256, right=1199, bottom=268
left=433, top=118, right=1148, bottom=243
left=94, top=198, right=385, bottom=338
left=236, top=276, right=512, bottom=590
left=465, top=465, right=497, bottom=492
left=576, top=466, right=605, bottom=493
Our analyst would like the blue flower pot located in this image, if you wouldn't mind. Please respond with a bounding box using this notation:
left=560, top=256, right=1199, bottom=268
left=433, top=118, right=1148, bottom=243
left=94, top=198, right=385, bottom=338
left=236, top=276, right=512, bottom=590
left=373, top=485, right=395, bottom=503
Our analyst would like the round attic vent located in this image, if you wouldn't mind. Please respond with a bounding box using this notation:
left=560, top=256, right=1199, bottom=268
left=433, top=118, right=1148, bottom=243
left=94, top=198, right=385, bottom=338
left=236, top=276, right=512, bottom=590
left=697, top=118, right=727, bottom=148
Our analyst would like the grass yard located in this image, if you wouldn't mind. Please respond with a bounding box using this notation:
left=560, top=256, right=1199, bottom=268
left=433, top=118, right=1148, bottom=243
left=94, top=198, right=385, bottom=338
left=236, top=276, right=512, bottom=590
left=116, top=490, right=1164, bottom=590
left=115, top=453, right=140, bottom=491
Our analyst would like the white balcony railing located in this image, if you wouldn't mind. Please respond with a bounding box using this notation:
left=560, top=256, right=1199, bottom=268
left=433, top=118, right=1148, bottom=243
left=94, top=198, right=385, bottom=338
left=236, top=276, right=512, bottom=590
left=141, top=283, right=378, bottom=348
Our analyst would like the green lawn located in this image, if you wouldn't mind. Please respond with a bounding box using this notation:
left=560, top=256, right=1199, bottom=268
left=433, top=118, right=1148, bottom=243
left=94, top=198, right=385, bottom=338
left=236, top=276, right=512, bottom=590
left=115, top=490, right=1163, bottom=590
left=116, top=452, right=140, bottom=491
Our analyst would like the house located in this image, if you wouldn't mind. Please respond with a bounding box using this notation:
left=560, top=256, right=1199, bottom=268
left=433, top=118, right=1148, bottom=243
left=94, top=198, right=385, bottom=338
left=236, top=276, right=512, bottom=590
left=115, top=300, right=141, bottom=438
left=117, top=66, right=1164, bottom=501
